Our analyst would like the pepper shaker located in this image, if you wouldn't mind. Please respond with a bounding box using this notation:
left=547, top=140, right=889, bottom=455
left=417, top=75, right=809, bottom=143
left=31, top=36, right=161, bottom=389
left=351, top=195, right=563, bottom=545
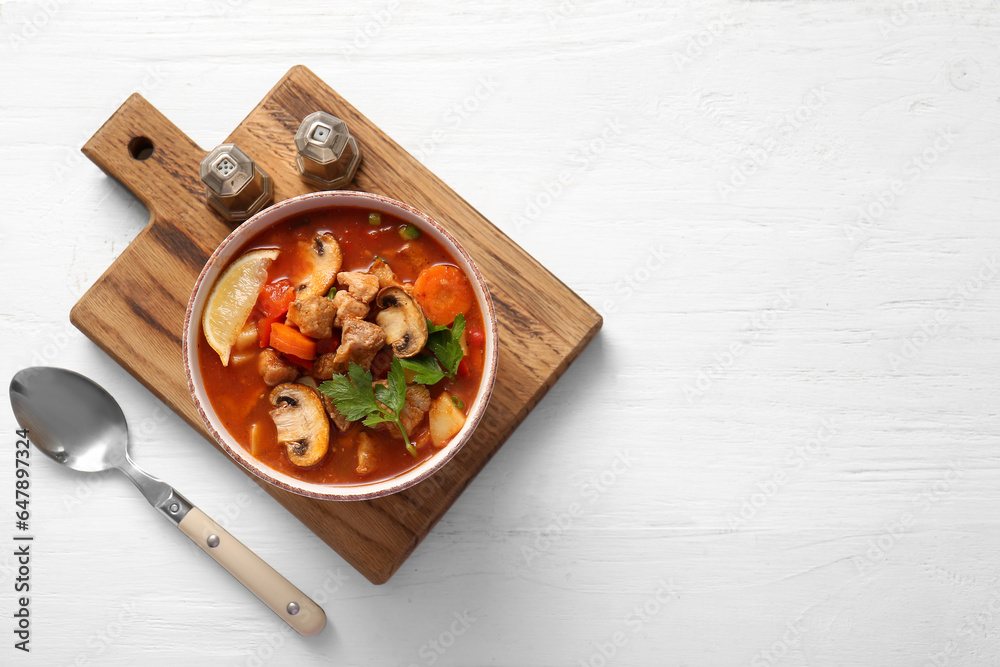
left=294, top=111, right=362, bottom=189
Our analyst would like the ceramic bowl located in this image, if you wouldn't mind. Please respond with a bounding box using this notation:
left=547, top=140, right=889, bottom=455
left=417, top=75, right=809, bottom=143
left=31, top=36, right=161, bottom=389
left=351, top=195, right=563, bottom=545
left=182, top=191, right=498, bottom=500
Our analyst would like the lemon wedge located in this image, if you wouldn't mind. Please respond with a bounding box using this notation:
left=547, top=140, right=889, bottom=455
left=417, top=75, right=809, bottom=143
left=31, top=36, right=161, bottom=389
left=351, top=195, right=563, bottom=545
left=202, top=248, right=279, bottom=366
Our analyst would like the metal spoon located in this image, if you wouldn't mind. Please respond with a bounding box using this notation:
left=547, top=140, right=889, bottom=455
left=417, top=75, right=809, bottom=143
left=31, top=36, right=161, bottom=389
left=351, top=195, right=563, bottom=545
left=9, top=366, right=326, bottom=636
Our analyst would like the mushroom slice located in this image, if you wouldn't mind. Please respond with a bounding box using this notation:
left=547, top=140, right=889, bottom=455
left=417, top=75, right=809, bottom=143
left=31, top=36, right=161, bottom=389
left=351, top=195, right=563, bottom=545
left=268, top=383, right=329, bottom=468
left=295, top=233, right=343, bottom=298
left=375, top=286, right=428, bottom=358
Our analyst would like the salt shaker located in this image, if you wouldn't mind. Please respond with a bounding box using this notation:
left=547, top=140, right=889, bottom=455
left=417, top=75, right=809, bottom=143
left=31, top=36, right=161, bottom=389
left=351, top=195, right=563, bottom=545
left=294, top=111, right=362, bottom=189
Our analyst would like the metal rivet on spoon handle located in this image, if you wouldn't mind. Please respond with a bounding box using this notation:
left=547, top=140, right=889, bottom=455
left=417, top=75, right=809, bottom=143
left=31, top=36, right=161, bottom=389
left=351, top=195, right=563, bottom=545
left=8, top=367, right=326, bottom=636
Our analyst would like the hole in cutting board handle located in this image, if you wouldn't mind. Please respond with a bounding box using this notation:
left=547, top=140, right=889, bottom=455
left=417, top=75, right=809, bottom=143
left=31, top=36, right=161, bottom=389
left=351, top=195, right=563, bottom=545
left=128, top=136, right=154, bottom=161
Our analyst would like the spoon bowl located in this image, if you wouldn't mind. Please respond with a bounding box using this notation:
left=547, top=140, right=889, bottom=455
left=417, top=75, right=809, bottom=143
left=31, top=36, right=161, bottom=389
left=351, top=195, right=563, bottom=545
left=10, top=367, right=128, bottom=473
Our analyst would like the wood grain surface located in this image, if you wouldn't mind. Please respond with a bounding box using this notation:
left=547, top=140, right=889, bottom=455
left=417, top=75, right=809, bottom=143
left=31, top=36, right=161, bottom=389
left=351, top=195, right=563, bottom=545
left=69, top=65, right=602, bottom=584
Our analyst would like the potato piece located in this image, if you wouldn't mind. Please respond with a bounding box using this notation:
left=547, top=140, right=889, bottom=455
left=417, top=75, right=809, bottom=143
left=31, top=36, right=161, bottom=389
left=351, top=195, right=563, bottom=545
left=235, top=322, right=258, bottom=350
left=229, top=350, right=256, bottom=366
left=249, top=422, right=266, bottom=458
left=429, top=393, right=467, bottom=448
left=356, top=432, right=379, bottom=476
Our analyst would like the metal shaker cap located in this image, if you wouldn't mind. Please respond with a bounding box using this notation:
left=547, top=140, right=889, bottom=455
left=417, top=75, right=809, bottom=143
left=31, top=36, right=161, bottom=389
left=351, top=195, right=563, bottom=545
left=199, top=144, right=273, bottom=223
left=294, top=111, right=362, bottom=189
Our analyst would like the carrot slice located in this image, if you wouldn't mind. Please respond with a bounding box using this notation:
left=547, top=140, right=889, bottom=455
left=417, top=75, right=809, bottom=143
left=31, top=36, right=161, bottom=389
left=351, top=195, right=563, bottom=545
left=284, top=354, right=315, bottom=370
left=413, top=265, right=475, bottom=326
left=270, top=322, right=317, bottom=360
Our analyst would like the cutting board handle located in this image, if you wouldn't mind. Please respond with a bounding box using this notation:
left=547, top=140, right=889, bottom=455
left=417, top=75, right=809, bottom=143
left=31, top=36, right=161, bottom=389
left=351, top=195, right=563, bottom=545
left=82, top=94, right=207, bottom=226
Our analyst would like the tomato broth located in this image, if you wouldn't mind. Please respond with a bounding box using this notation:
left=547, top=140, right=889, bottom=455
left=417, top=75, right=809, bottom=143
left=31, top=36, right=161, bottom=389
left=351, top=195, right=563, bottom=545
left=198, top=205, right=486, bottom=486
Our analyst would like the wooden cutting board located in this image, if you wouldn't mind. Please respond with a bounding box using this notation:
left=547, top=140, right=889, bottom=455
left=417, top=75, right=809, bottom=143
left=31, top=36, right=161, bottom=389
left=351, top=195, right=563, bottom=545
left=71, top=65, right=602, bottom=584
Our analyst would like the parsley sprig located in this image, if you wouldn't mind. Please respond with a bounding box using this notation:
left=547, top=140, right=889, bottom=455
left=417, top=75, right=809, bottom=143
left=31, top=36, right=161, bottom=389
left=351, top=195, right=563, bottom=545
left=398, top=314, right=466, bottom=385
left=318, top=358, right=416, bottom=456
left=428, top=313, right=465, bottom=375
left=398, top=354, right=446, bottom=385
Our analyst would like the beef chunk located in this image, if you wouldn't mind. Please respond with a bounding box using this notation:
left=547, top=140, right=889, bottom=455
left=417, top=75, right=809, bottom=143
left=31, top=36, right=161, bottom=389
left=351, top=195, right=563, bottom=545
left=312, top=353, right=339, bottom=381
left=330, top=319, right=387, bottom=374
left=369, top=258, right=399, bottom=289
left=375, top=383, right=431, bottom=439
left=320, top=394, right=351, bottom=432
left=331, top=290, right=369, bottom=328
left=258, top=349, right=298, bottom=387
left=337, top=271, right=380, bottom=304
left=287, top=295, right=336, bottom=339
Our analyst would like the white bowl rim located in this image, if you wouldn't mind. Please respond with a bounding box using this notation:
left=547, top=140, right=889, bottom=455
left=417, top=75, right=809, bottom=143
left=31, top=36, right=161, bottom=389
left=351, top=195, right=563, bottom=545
left=182, top=190, right=499, bottom=501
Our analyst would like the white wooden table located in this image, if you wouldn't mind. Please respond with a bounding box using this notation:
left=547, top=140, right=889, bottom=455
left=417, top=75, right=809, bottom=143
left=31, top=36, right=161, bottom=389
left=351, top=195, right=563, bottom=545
left=2, top=1, right=999, bottom=665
